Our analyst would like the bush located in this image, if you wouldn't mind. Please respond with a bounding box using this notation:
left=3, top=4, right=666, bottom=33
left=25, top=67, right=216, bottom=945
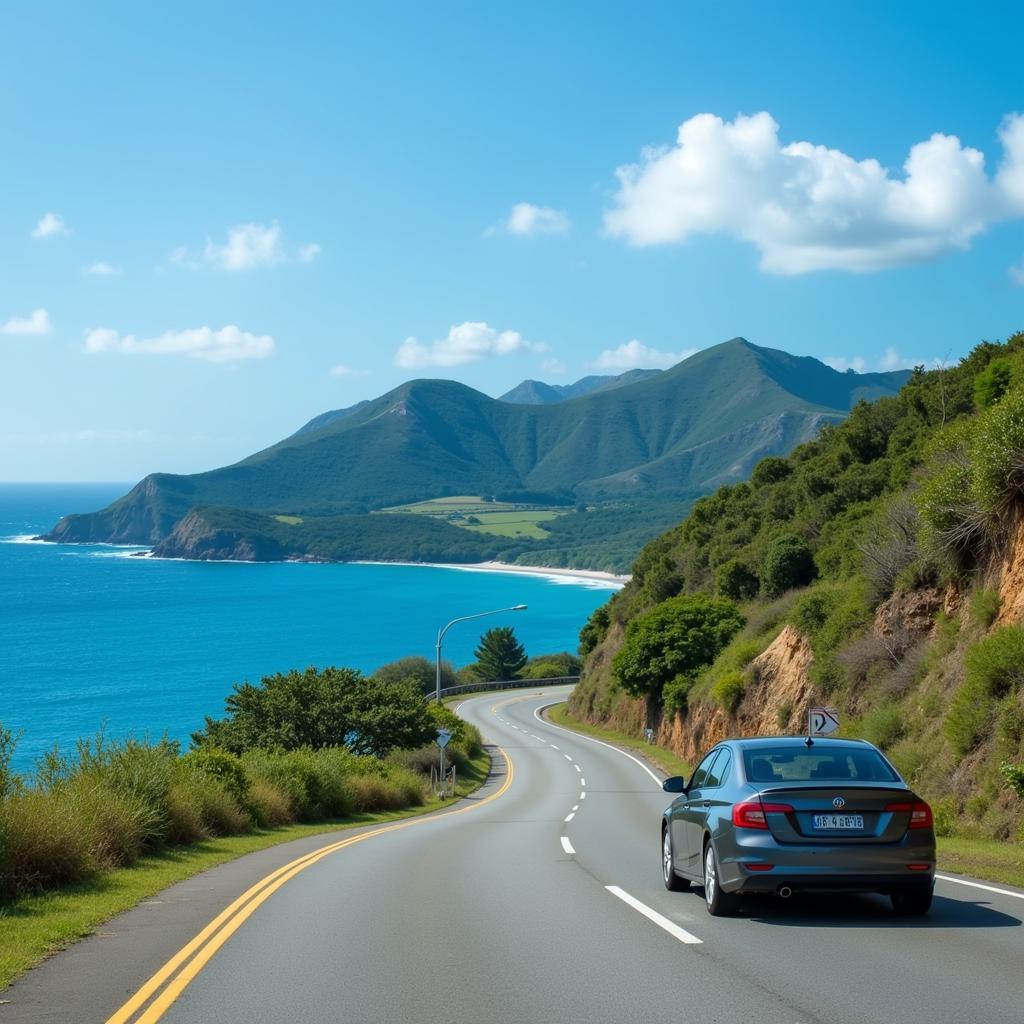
left=761, top=534, right=816, bottom=597
left=711, top=671, right=746, bottom=714
left=858, top=704, right=904, bottom=750
left=523, top=652, right=582, bottom=679
left=715, top=559, right=760, bottom=601
left=999, top=761, right=1024, bottom=799
left=67, top=779, right=157, bottom=869
left=969, top=588, right=1002, bottom=629
left=181, top=748, right=250, bottom=807
left=374, top=655, right=457, bottom=693
left=946, top=627, right=1024, bottom=755
left=662, top=676, right=692, bottom=714
left=247, top=778, right=294, bottom=827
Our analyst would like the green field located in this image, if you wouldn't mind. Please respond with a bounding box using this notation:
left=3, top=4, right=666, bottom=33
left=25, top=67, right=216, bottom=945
left=378, top=496, right=566, bottom=539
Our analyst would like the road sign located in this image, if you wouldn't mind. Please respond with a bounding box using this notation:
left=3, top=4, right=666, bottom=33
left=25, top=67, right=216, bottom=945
left=808, top=707, right=840, bottom=735
left=436, top=728, right=453, bottom=749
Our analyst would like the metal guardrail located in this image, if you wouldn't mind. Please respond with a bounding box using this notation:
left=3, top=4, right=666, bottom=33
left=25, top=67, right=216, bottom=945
left=437, top=676, right=580, bottom=699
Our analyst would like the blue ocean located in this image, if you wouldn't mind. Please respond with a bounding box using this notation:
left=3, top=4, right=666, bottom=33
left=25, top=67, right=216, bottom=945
left=0, top=484, right=615, bottom=771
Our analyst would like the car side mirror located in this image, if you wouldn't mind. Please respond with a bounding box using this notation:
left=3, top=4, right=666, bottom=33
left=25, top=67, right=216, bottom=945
left=662, top=776, right=687, bottom=793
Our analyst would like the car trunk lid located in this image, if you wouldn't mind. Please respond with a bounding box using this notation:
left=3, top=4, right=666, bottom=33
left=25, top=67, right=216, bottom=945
left=756, top=785, right=915, bottom=844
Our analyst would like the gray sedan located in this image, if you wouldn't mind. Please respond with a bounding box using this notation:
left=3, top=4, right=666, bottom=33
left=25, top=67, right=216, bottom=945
left=661, top=736, right=935, bottom=916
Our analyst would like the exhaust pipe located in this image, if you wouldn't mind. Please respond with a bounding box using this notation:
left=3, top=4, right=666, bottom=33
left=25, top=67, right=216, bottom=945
left=777, top=885, right=793, bottom=899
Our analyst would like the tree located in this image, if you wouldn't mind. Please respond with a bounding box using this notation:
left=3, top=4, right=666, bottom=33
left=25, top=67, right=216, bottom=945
left=715, top=559, right=760, bottom=601
left=374, top=655, right=457, bottom=693
left=612, top=594, right=744, bottom=728
left=193, top=666, right=435, bottom=756
left=472, top=627, right=528, bottom=681
left=761, top=533, right=817, bottom=597
left=973, top=358, right=1014, bottom=409
left=579, top=604, right=610, bottom=656
left=522, top=652, right=582, bottom=679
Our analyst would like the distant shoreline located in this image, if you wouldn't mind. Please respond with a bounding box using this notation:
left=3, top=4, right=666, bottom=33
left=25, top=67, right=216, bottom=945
left=354, top=559, right=630, bottom=588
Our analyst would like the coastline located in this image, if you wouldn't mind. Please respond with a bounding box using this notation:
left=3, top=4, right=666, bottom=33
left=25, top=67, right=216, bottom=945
left=354, top=559, right=630, bottom=589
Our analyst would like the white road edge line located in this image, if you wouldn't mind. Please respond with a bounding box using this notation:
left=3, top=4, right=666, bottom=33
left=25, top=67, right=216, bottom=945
left=564, top=812, right=575, bottom=822
left=560, top=836, right=575, bottom=855
left=534, top=703, right=663, bottom=787
left=606, top=886, right=702, bottom=945
left=936, top=874, right=1024, bottom=900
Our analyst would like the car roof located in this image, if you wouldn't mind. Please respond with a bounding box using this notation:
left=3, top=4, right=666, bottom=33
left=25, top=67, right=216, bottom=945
left=723, top=736, right=873, bottom=749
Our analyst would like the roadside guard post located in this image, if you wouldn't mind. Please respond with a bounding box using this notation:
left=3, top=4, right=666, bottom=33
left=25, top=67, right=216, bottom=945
left=806, top=706, right=839, bottom=746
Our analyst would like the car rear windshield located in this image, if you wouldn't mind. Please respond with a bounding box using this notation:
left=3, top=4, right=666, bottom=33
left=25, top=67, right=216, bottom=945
left=743, top=746, right=899, bottom=783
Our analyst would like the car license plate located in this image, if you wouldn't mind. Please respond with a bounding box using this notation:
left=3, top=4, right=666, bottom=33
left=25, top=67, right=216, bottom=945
left=813, top=814, right=864, bottom=830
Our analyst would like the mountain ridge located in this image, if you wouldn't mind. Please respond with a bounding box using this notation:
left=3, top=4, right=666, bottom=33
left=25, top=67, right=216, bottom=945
left=41, top=338, right=911, bottom=561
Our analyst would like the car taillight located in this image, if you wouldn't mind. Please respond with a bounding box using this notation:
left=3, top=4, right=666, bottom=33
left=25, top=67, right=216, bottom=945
left=885, top=800, right=933, bottom=829
left=733, top=801, right=793, bottom=829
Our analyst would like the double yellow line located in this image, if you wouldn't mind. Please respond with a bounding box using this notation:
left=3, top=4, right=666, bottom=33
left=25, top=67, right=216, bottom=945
left=106, top=746, right=514, bottom=1024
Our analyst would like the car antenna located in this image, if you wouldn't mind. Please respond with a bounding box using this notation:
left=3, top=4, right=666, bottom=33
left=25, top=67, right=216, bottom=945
left=805, top=710, right=814, bottom=747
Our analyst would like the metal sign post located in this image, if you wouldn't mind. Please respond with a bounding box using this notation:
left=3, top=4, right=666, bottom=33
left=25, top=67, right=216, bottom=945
left=436, top=728, right=453, bottom=797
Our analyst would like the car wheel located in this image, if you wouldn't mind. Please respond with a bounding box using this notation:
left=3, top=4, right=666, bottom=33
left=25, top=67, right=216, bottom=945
left=891, top=888, right=933, bottom=916
left=662, top=823, right=690, bottom=892
left=703, top=839, right=740, bottom=916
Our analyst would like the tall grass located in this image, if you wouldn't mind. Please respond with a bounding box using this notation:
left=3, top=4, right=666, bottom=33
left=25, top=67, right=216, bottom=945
left=0, top=724, right=471, bottom=903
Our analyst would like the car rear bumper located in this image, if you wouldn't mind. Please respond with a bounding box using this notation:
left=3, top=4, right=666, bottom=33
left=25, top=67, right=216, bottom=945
left=732, top=871, right=934, bottom=895
left=717, top=830, right=936, bottom=894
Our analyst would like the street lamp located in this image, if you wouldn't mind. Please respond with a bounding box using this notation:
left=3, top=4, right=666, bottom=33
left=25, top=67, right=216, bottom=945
left=435, top=604, right=528, bottom=701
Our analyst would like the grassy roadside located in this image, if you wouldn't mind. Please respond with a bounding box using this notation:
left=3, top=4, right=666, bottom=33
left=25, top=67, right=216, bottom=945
left=545, top=705, right=1024, bottom=891
left=546, top=703, right=692, bottom=778
left=0, top=751, right=489, bottom=990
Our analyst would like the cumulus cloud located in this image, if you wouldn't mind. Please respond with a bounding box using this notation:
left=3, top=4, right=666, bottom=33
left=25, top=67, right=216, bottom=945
left=85, top=261, right=121, bottom=276
left=604, top=111, right=1024, bottom=274
left=879, top=347, right=923, bottom=371
left=31, top=212, right=69, bottom=238
left=1, top=308, right=52, bottom=335
left=824, top=355, right=867, bottom=373
left=394, top=321, right=546, bottom=369
left=492, top=203, right=571, bottom=237
left=84, top=325, right=274, bottom=364
left=589, top=339, right=695, bottom=371
left=172, top=222, right=320, bottom=271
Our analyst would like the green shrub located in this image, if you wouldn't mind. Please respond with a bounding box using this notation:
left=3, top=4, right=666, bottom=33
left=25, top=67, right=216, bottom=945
left=181, top=748, right=250, bottom=806
left=969, top=588, right=1002, bottom=628
left=715, top=559, right=760, bottom=601
left=246, top=778, right=294, bottom=827
left=67, top=779, right=158, bottom=869
left=974, top=358, right=1014, bottom=410
left=946, top=627, right=1024, bottom=755
left=1000, top=761, right=1024, bottom=799
left=761, top=534, right=816, bottom=597
left=932, top=797, right=957, bottom=837
left=711, top=671, right=746, bottom=714
left=858, top=704, right=904, bottom=750
left=662, top=676, right=692, bottom=715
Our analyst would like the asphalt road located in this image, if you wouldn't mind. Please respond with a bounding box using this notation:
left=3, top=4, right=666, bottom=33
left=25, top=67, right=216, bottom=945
left=5, top=685, right=1023, bottom=1024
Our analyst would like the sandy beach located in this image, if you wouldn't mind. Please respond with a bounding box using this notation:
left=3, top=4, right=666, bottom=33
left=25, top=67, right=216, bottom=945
left=353, top=559, right=630, bottom=588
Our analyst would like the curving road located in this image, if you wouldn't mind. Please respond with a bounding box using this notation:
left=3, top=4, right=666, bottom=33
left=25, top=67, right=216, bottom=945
left=5, top=685, right=1023, bottom=1024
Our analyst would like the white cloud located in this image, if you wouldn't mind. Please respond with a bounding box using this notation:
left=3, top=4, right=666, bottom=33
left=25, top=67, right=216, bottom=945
left=31, top=212, right=69, bottom=238
left=394, top=321, right=546, bottom=369
left=1011, top=258, right=1024, bottom=286
left=85, top=261, right=121, bottom=276
left=328, top=364, right=369, bottom=377
left=84, top=325, right=274, bottom=364
left=541, top=357, right=568, bottom=376
left=172, top=222, right=320, bottom=271
left=589, top=339, right=695, bottom=371
left=879, top=347, right=923, bottom=371
left=1, top=308, right=52, bottom=335
left=604, top=111, right=1024, bottom=274
left=824, top=355, right=867, bottom=373
left=493, top=203, right=571, bottom=237
left=203, top=222, right=283, bottom=270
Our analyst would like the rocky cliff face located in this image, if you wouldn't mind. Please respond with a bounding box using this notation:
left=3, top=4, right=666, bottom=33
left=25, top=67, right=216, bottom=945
left=658, top=626, right=816, bottom=764
left=996, top=515, right=1024, bottom=626
left=150, top=511, right=290, bottom=561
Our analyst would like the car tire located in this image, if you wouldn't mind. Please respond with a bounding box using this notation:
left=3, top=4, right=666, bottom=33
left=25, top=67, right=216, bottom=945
left=662, top=823, right=690, bottom=892
left=891, top=888, right=933, bottom=916
left=703, top=839, right=740, bottom=916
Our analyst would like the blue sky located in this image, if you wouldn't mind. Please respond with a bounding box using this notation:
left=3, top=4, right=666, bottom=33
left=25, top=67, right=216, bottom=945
left=1, top=1, right=1022, bottom=481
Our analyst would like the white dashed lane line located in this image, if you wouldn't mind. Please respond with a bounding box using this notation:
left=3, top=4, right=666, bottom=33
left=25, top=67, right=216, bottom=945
left=550, top=745, right=559, bottom=750
left=572, top=804, right=579, bottom=812
left=564, top=812, right=575, bottom=822
left=579, top=791, right=586, bottom=800
left=574, top=764, right=582, bottom=773
left=563, top=754, right=573, bottom=761
left=560, top=836, right=576, bottom=855
left=605, top=887, right=702, bottom=945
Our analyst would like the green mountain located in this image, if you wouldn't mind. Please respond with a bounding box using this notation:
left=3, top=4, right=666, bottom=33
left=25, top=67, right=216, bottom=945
left=42, top=338, right=910, bottom=561
left=498, top=368, right=663, bottom=404
left=571, top=331, right=1024, bottom=844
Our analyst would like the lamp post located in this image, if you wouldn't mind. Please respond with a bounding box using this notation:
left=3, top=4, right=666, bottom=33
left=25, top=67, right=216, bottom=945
left=435, top=604, right=527, bottom=701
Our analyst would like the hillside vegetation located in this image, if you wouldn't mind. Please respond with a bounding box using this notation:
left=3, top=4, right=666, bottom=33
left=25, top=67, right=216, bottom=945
left=42, top=339, right=908, bottom=570
left=572, top=332, right=1024, bottom=842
